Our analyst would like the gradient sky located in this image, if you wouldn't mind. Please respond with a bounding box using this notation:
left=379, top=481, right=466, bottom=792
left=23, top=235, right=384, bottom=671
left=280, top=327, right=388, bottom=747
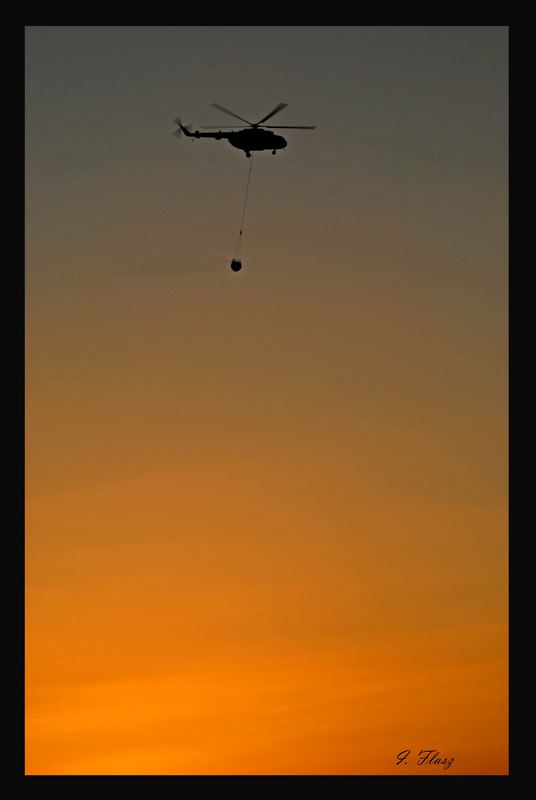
left=25, top=26, right=508, bottom=775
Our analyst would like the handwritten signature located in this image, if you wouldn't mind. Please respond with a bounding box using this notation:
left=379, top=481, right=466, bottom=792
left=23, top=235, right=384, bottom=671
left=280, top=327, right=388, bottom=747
left=396, top=749, right=455, bottom=771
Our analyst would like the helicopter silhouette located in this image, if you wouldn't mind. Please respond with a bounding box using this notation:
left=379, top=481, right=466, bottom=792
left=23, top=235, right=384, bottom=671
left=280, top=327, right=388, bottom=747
left=174, top=102, right=315, bottom=157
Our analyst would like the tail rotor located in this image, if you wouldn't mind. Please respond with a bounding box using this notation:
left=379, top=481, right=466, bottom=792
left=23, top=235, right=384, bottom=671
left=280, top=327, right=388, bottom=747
left=173, top=117, right=193, bottom=138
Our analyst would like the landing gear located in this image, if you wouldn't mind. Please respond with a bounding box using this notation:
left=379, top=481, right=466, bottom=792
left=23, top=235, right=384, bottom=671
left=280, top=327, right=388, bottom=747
left=245, top=151, right=251, bottom=158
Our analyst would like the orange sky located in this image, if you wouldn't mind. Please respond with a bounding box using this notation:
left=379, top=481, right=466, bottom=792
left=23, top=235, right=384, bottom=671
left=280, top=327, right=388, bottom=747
left=26, top=462, right=507, bottom=774
left=26, top=26, right=508, bottom=774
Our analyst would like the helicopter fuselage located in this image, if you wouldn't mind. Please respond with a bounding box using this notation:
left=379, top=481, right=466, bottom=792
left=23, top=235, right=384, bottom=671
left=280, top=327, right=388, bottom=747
left=228, top=128, right=287, bottom=154
left=183, top=125, right=287, bottom=155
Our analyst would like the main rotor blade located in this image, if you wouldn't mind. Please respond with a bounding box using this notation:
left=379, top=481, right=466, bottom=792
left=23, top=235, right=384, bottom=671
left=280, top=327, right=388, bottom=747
left=263, top=125, right=316, bottom=129
left=256, top=103, right=288, bottom=125
left=201, top=125, right=245, bottom=129
left=210, top=103, right=253, bottom=125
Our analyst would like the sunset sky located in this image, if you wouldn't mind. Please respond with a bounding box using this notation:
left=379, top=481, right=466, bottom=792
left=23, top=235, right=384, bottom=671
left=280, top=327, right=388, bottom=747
left=25, top=26, right=508, bottom=775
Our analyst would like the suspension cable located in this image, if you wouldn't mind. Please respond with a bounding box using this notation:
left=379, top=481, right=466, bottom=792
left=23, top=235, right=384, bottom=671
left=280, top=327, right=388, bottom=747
left=234, top=155, right=254, bottom=259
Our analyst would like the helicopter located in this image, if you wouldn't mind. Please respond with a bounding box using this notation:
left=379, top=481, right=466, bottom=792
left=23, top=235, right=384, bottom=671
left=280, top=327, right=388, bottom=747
left=173, top=102, right=315, bottom=157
